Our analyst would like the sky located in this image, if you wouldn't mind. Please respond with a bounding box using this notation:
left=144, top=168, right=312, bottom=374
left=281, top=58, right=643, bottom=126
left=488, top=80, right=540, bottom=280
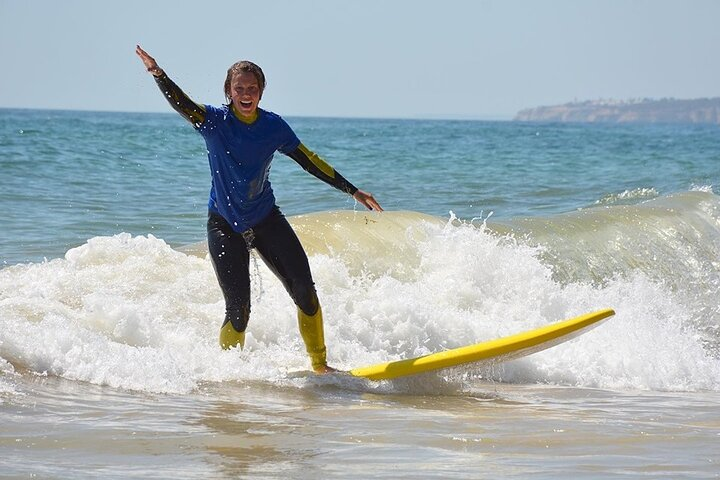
left=1, top=0, right=718, bottom=120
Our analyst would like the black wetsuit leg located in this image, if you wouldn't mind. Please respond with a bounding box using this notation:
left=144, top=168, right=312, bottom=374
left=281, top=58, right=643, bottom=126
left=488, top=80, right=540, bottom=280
left=207, top=212, right=251, bottom=332
left=207, top=206, right=319, bottom=333
left=252, top=206, right=319, bottom=316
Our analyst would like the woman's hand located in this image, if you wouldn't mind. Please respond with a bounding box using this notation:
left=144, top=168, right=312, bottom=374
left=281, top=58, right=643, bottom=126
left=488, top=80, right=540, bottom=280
left=353, top=189, right=384, bottom=212
left=135, top=45, right=163, bottom=77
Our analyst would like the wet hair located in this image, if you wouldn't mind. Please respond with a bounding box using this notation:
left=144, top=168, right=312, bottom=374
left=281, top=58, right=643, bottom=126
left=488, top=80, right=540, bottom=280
left=224, top=61, right=266, bottom=102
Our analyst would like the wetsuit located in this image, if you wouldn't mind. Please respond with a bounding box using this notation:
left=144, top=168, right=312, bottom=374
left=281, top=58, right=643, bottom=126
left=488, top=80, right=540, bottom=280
left=153, top=72, right=356, bottom=369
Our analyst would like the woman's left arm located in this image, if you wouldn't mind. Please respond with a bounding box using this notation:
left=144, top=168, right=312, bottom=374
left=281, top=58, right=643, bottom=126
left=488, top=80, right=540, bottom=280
left=285, top=144, right=383, bottom=211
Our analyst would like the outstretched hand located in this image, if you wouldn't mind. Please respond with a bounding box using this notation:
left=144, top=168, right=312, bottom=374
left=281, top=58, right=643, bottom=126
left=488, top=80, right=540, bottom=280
left=135, top=45, right=163, bottom=77
left=353, top=189, right=383, bottom=212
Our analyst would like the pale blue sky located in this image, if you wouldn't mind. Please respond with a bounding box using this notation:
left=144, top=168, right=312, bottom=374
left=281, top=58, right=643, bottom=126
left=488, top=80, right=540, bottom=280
left=1, top=0, right=718, bottom=119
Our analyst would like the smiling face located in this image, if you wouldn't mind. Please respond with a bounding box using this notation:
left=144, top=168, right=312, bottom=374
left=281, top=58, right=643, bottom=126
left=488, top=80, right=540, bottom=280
left=229, top=71, right=262, bottom=118
left=224, top=61, right=266, bottom=120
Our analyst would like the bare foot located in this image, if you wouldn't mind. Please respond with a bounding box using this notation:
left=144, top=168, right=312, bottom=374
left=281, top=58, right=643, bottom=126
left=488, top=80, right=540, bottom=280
left=314, top=365, right=340, bottom=374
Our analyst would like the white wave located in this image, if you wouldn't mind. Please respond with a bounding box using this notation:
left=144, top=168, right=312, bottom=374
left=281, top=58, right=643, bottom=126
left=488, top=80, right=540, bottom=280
left=1, top=212, right=718, bottom=394
left=690, top=184, right=715, bottom=193
left=595, top=187, right=659, bottom=205
left=0, top=357, right=20, bottom=400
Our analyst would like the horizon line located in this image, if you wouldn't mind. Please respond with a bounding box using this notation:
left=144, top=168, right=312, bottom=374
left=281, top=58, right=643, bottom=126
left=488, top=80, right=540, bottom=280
left=0, top=106, right=514, bottom=122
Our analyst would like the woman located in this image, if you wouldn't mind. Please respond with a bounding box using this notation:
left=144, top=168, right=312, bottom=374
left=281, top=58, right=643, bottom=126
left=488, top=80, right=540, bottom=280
left=136, top=45, right=382, bottom=373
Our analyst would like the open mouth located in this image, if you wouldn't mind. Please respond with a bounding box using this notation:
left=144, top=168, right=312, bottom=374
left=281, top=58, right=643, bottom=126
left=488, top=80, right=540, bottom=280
left=239, top=100, right=253, bottom=109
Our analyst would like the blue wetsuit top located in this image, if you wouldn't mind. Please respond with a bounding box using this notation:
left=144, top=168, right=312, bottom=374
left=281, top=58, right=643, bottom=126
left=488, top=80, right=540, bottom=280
left=200, top=104, right=300, bottom=231
left=153, top=72, right=358, bottom=232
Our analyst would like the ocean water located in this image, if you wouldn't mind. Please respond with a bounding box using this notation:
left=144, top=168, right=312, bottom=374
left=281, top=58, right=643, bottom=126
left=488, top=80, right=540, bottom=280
left=1, top=108, right=719, bottom=478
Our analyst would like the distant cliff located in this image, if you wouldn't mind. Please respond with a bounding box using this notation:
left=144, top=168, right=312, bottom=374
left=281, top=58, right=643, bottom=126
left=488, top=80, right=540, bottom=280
left=514, top=98, right=720, bottom=124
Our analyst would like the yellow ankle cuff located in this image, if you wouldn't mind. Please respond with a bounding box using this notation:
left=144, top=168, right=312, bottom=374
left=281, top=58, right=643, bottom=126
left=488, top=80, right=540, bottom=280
left=219, top=321, right=246, bottom=350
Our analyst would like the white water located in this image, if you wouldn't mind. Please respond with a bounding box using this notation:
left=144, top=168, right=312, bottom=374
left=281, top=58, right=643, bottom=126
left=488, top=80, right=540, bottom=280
left=2, top=206, right=718, bottom=397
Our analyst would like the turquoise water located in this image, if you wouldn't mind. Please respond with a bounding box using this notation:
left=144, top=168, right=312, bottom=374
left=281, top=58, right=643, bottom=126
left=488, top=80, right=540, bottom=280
left=1, top=108, right=719, bottom=478
left=2, top=108, right=718, bottom=264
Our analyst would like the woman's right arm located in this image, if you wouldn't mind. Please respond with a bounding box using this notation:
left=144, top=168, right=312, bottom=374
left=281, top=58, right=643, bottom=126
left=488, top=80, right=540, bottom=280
left=135, top=45, right=206, bottom=128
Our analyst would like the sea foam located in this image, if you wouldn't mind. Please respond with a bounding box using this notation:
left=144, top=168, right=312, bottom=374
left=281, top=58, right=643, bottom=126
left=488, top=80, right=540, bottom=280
left=1, top=203, right=719, bottom=394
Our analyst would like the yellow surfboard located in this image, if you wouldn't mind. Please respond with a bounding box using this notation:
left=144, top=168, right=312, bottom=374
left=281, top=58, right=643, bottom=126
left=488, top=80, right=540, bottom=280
left=350, top=308, right=615, bottom=381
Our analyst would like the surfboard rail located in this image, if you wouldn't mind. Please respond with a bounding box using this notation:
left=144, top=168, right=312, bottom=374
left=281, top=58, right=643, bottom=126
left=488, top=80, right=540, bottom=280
left=349, top=308, right=615, bottom=381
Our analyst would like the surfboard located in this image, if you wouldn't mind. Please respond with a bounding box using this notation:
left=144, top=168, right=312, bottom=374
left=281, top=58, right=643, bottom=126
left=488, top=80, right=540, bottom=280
left=349, top=308, right=615, bottom=381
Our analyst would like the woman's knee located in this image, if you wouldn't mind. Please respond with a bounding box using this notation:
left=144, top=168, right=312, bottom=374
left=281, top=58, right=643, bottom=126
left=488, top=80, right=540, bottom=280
left=293, top=283, right=319, bottom=316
